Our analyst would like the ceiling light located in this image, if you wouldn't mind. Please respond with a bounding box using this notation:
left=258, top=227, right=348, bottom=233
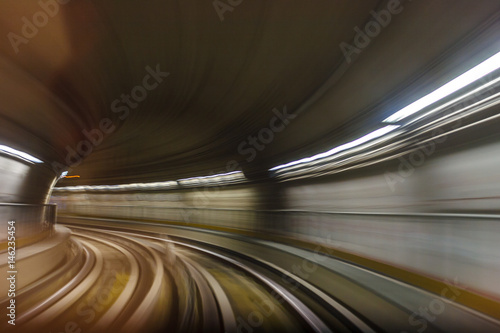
left=383, top=50, right=500, bottom=123
left=0, top=144, right=43, bottom=163
left=270, top=125, right=399, bottom=172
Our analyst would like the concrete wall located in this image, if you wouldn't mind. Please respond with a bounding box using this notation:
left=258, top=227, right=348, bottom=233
left=52, top=139, right=500, bottom=299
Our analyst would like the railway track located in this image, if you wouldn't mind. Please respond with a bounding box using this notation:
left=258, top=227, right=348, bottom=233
left=5, top=220, right=499, bottom=332
left=2, top=225, right=373, bottom=332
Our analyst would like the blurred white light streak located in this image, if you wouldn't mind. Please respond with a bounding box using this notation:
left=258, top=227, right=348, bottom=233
left=0, top=144, right=43, bottom=163
left=384, top=50, right=500, bottom=123
left=54, top=181, right=179, bottom=191
left=270, top=125, right=399, bottom=171
left=177, top=171, right=243, bottom=182
left=407, top=76, right=500, bottom=126
left=54, top=171, right=246, bottom=191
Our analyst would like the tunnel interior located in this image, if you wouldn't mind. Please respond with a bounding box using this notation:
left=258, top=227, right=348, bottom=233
left=1, top=1, right=500, bottom=332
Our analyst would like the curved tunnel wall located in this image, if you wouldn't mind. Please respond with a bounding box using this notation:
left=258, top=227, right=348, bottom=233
left=0, top=155, right=57, bottom=204
left=52, top=131, right=500, bottom=300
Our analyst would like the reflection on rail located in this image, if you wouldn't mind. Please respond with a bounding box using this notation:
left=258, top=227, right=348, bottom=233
left=3, top=217, right=500, bottom=332
left=2, top=223, right=372, bottom=332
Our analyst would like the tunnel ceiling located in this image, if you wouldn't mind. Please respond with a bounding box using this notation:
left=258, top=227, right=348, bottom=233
left=0, top=0, right=499, bottom=185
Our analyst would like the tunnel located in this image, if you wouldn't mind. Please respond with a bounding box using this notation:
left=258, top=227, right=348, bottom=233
left=1, top=1, right=500, bottom=332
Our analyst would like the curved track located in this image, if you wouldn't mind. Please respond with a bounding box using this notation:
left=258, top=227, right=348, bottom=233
left=5, top=219, right=500, bottom=333
left=4, top=224, right=373, bottom=333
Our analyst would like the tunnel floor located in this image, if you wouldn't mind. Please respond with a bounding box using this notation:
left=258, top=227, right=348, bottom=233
left=2, top=217, right=500, bottom=332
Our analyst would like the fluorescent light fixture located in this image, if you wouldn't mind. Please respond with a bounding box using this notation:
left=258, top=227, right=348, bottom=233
left=0, top=144, right=43, bottom=163
left=406, top=76, right=500, bottom=126
left=270, top=125, right=399, bottom=172
left=54, top=180, right=179, bottom=191
left=177, top=171, right=243, bottom=182
left=384, top=50, right=500, bottom=123
left=54, top=171, right=246, bottom=192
